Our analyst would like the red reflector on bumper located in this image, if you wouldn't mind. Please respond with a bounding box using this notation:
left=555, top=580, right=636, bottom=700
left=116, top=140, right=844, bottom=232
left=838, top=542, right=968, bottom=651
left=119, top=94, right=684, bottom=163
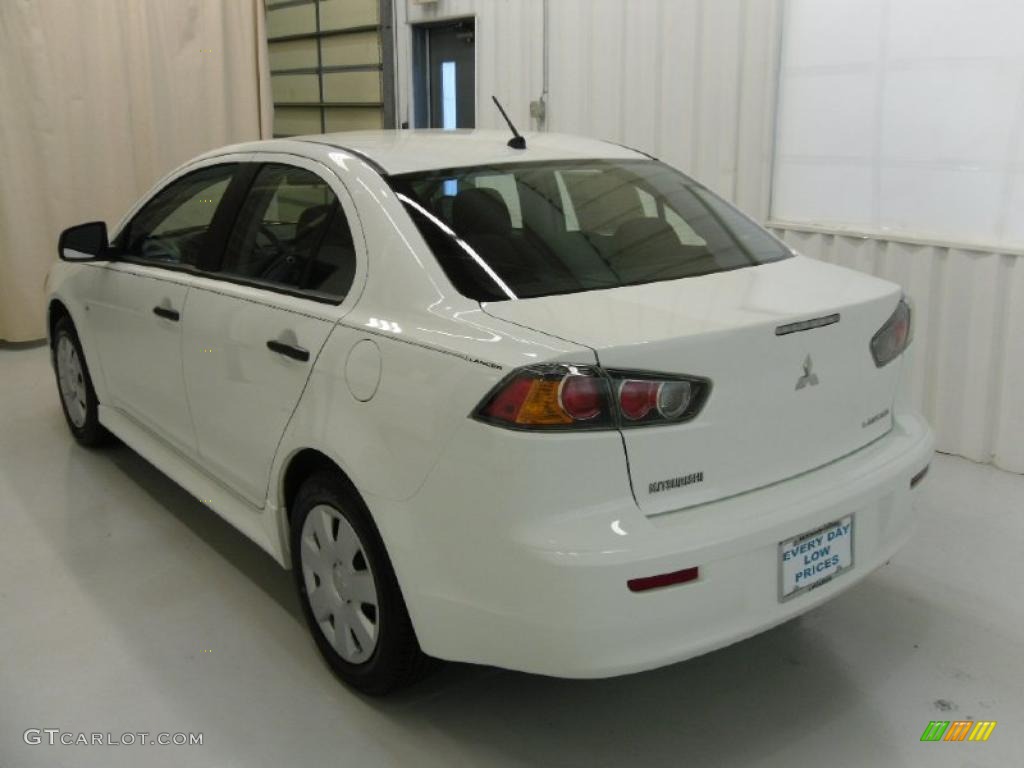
left=628, top=566, right=699, bottom=593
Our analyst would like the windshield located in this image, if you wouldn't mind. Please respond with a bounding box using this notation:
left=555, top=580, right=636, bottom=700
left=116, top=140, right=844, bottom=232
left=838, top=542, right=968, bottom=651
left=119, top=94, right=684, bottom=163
left=391, top=159, right=791, bottom=302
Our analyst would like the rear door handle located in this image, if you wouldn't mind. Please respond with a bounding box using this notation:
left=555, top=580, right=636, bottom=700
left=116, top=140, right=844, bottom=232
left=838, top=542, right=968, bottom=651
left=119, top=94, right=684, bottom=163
left=153, top=306, right=180, bottom=322
left=266, top=339, right=310, bottom=362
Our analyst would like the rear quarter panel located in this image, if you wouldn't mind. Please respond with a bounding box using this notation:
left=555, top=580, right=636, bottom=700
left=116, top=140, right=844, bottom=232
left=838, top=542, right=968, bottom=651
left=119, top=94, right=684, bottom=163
left=279, top=320, right=507, bottom=506
left=268, top=161, right=599, bottom=561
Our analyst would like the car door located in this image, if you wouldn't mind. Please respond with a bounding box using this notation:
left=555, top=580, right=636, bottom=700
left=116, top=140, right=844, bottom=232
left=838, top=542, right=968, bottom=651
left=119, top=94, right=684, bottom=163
left=89, top=161, right=245, bottom=455
left=180, top=156, right=364, bottom=507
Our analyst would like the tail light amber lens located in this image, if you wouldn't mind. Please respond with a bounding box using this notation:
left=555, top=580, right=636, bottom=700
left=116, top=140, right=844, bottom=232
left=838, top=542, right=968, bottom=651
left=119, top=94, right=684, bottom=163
left=474, top=364, right=709, bottom=431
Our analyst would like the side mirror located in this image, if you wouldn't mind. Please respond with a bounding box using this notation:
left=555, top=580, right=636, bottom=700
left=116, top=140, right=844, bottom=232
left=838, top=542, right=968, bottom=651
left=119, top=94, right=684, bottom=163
left=59, top=221, right=110, bottom=262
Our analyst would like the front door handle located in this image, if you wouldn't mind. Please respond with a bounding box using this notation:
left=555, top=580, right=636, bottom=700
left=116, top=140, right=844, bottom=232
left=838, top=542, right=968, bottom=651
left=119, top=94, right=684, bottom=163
left=153, top=306, right=180, bottom=322
left=266, top=339, right=310, bottom=362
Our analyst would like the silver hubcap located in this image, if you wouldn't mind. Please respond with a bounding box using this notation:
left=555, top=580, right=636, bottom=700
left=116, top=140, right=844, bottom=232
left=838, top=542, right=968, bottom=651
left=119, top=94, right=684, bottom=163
left=56, top=336, right=87, bottom=428
left=301, top=504, right=379, bottom=664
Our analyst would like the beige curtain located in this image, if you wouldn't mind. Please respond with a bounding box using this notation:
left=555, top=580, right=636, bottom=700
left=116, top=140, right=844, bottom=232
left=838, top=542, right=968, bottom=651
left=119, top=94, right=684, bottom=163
left=0, top=0, right=272, bottom=342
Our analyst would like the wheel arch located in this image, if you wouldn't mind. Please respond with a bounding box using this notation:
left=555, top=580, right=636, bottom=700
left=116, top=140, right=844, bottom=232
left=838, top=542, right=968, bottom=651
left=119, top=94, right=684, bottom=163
left=47, top=298, right=72, bottom=347
left=281, top=447, right=341, bottom=517
left=46, top=294, right=109, bottom=402
left=277, top=447, right=373, bottom=568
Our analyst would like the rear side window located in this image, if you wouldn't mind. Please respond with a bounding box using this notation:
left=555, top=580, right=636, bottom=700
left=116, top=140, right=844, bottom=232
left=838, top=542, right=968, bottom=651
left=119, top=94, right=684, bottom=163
left=122, top=164, right=237, bottom=267
left=392, top=159, right=791, bottom=301
left=221, top=164, right=357, bottom=300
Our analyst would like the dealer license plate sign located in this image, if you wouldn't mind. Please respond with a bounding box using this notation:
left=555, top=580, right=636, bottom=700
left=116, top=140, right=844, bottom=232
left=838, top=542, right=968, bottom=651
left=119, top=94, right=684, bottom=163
left=778, top=516, right=854, bottom=601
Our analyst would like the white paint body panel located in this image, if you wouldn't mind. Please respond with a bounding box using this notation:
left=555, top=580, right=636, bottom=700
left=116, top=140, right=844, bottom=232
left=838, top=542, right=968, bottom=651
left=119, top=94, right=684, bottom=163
left=88, top=266, right=195, bottom=455
left=484, top=256, right=903, bottom=514
left=388, top=410, right=932, bottom=676
left=45, top=133, right=933, bottom=678
left=180, top=286, right=334, bottom=507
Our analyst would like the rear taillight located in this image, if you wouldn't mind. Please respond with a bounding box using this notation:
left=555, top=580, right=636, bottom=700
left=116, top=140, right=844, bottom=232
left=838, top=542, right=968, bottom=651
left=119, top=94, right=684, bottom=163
left=617, top=377, right=699, bottom=425
left=476, top=364, right=615, bottom=430
left=871, top=297, right=912, bottom=368
left=473, top=364, right=709, bottom=431
left=560, top=374, right=605, bottom=420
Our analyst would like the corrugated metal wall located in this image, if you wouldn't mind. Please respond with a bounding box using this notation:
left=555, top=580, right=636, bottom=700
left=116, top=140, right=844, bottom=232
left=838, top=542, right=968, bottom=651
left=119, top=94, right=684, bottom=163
left=396, top=0, right=782, bottom=218
left=266, top=0, right=393, bottom=136
left=773, top=225, right=1024, bottom=473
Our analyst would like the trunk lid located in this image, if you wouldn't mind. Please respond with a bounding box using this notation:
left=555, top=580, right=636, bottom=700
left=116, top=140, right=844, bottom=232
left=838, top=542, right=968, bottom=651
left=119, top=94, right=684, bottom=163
left=482, top=256, right=903, bottom=515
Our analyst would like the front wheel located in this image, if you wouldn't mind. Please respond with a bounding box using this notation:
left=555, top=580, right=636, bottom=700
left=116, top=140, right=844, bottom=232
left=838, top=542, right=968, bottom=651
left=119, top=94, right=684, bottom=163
left=52, top=316, right=111, bottom=447
left=291, top=471, right=433, bottom=695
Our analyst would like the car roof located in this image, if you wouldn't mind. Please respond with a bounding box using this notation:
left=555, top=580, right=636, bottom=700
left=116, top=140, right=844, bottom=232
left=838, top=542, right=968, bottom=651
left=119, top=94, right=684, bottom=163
left=215, top=130, right=651, bottom=176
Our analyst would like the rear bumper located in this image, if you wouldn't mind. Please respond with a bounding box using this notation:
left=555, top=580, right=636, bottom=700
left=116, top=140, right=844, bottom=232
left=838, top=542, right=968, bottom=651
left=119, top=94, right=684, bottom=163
left=374, top=410, right=934, bottom=678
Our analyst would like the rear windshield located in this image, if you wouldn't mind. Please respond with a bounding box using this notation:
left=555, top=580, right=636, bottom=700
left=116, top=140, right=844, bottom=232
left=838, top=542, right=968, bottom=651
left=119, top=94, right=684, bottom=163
left=390, top=159, right=792, bottom=302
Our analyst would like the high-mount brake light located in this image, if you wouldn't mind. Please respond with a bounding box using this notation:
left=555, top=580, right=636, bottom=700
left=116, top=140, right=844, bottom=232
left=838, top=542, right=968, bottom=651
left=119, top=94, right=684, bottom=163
left=870, top=297, right=912, bottom=368
left=473, top=365, right=710, bottom=431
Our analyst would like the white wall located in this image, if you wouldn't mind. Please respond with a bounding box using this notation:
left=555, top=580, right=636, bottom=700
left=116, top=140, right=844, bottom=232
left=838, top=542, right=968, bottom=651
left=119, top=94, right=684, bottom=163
left=773, top=0, right=1024, bottom=250
left=394, top=0, right=783, bottom=219
left=771, top=0, right=1024, bottom=473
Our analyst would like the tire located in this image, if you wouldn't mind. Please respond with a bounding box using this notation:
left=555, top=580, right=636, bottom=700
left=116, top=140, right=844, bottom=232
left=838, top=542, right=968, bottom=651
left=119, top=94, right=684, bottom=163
left=291, top=470, right=433, bottom=695
left=52, top=315, right=112, bottom=447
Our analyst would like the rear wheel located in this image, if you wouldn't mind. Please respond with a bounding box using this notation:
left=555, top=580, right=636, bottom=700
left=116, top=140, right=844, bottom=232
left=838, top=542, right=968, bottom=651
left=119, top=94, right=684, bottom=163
left=291, top=471, right=432, bottom=695
left=52, top=316, right=111, bottom=446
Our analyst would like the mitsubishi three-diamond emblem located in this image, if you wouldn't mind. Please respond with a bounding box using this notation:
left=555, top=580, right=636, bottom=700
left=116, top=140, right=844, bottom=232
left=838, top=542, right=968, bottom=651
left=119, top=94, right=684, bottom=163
left=795, top=354, right=819, bottom=390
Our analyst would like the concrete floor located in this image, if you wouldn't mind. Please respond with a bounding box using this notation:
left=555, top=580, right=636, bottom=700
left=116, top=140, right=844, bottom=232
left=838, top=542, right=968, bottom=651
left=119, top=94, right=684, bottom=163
left=1, top=343, right=1022, bottom=768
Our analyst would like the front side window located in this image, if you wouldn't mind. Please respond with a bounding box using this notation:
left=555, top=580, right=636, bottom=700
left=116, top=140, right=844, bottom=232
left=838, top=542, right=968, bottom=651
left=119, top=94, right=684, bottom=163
left=392, top=159, right=791, bottom=301
left=221, top=164, right=356, bottom=300
left=122, top=164, right=237, bottom=266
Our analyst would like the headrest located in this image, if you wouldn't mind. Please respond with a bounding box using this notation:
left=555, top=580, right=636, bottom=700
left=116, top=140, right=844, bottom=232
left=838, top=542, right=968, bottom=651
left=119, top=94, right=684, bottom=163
left=611, top=218, right=679, bottom=264
left=295, top=204, right=332, bottom=242
left=452, top=188, right=512, bottom=236
left=568, top=174, right=645, bottom=232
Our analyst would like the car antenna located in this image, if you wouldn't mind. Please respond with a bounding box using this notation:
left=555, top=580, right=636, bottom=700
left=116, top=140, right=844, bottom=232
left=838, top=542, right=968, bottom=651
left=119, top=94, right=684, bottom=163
left=492, top=96, right=526, bottom=150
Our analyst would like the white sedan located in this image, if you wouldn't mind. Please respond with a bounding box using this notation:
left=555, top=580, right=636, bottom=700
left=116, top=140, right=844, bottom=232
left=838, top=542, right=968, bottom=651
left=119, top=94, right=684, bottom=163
left=46, top=130, right=933, bottom=694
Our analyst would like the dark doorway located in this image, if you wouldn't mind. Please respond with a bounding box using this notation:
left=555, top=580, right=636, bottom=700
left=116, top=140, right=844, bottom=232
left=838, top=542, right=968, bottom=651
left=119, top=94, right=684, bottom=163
left=412, top=19, right=475, bottom=129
